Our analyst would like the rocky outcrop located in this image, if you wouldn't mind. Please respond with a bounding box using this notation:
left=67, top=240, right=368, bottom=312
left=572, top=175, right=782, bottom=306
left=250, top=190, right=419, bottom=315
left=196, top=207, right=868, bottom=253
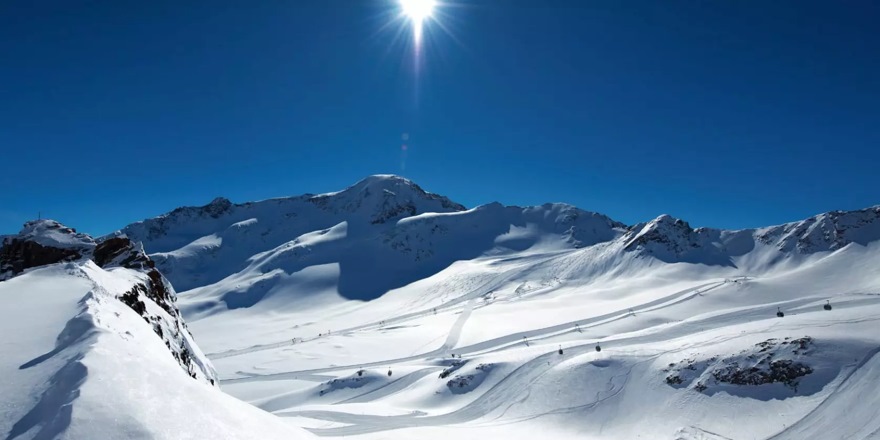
left=756, top=206, right=880, bottom=253
left=0, top=220, right=94, bottom=280
left=0, top=220, right=217, bottom=385
left=93, top=235, right=155, bottom=270
left=1, top=239, right=84, bottom=279
left=624, top=215, right=699, bottom=254
left=664, top=337, right=815, bottom=394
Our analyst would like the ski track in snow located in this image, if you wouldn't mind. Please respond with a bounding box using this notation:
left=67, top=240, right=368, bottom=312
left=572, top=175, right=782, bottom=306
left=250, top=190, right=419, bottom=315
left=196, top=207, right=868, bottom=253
left=267, top=307, right=880, bottom=436
left=213, top=278, right=880, bottom=439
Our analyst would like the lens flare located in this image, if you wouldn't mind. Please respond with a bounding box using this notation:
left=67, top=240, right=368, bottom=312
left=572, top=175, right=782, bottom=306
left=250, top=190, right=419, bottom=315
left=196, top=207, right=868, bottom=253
left=400, top=0, right=437, bottom=45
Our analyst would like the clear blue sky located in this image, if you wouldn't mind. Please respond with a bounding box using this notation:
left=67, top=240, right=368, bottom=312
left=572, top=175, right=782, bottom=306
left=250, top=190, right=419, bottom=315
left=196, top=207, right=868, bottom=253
left=2, top=0, right=878, bottom=236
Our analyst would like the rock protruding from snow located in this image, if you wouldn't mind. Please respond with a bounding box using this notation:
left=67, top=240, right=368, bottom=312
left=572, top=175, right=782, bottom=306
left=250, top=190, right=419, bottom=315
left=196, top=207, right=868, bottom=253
left=0, top=220, right=96, bottom=279
left=756, top=206, right=880, bottom=254
left=624, top=215, right=700, bottom=255
left=0, top=220, right=217, bottom=385
left=93, top=234, right=155, bottom=270
left=621, top=206, right=880, bottom=265
left=664, top=337, right=818, bottom=397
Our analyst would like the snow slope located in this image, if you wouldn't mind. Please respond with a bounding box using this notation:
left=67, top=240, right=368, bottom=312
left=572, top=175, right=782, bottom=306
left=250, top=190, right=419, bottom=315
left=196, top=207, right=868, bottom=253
left=0, top=221, right=314, bottom=439
left=120, top=175, right=465, bottom=293
left=201, top=237, right=880, bottom=440
left=111, top=175, right=880, bottom=440
left=0, top=263, right=313, bottom=440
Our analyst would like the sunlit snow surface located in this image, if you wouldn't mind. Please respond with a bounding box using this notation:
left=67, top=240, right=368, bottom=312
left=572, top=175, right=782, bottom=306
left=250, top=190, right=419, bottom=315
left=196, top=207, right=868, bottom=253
left=0, top=263, right=313, bottom=440
left=181, top=237, right=880, bottom=440
left=13, top=175, right=866, bottom=439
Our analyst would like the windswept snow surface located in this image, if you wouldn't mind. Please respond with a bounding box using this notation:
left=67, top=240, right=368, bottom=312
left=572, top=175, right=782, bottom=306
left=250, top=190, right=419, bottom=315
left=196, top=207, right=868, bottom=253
left=114, top=177, right=880, bottom=439
left=0, top=263, right=313, bottom=440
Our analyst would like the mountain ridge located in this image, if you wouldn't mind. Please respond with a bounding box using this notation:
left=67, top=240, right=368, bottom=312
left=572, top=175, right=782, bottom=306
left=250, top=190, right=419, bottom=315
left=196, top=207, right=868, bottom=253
left=5, top=175, right=878, bottom=310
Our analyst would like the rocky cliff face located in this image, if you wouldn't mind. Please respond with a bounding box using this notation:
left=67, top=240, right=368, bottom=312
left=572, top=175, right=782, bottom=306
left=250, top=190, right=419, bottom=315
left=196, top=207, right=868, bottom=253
left=0, top=220, right=94, bottom=279
left=620, top=206, right=880, bottom=265
left=756, top=206, right=880, bottom=254
left=0, top=220, right=217, bottom=385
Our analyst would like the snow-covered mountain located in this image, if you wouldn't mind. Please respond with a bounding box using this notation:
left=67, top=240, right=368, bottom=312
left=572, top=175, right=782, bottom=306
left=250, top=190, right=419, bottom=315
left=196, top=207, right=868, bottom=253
left=118, top=175, right=880, bottom=316
left=0, top=220, right=312, bottom=439
left=4, top=176, right=880, bottom=440
left=120, top=175, right=466, bottom=293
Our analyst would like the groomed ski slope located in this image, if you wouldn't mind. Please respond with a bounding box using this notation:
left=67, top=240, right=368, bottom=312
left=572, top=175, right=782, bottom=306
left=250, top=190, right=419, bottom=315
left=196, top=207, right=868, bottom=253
left=0, top=263, right=313, bottom=440
left=184, top=238, right=880, bottom=440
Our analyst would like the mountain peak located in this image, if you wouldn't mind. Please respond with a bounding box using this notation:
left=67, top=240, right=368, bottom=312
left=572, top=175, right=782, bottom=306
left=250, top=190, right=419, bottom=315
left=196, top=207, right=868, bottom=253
left=623, top=214, right=698, bottom=256
left=355, top=174, right=411, bottom=186
left=647, top=214, right=689, bottom=227
left=16, top=219, right=96, bottom=251
left=308, top=175, right=466, bottom=223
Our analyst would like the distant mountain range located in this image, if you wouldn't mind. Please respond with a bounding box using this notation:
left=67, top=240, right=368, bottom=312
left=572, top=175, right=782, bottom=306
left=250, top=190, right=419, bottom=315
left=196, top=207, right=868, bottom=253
left=110, top=174, right=879, bottom=307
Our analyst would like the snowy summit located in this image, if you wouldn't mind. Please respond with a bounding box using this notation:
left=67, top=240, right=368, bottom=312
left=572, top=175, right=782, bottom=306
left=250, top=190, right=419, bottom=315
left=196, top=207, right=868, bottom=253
left=2, top=177, right=880, bottom=440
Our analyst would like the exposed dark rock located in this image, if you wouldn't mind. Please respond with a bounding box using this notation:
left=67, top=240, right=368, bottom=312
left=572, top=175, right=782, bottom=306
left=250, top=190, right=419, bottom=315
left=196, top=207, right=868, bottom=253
left=0, top=239, right=83, bottom=278
left=712, top=360, right=812, bottom=390
left=203, top=197, right=233, bottom=218
left=0, top=219, right=214, bottom=385
left=439, top=359, right=467, bottom=379
left=119, top=290, right=147, bottom=316
left=665, top=375, right=684, bottom=385
left=446, top=363, right=494, bottom=392
left=93, top=236, right=154, bottom=270
left=665, top=337, right=816, bottom=394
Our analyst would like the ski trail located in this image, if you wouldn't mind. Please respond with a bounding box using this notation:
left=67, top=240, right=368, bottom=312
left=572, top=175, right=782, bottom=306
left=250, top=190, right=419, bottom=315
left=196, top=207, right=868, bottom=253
left=339, top=368, right=436, bottom=404
left=222, top=295, right=880, bottom=385
left=220, top=280, right=730, bottom=382
left=442, top=299, right=474, bottom=353
left=213, top=279, right=724, bottom=362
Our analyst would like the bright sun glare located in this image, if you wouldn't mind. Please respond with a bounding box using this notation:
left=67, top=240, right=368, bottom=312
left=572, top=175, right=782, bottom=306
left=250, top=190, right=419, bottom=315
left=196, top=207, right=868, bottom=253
left=400, top=0, right=437, bottom=22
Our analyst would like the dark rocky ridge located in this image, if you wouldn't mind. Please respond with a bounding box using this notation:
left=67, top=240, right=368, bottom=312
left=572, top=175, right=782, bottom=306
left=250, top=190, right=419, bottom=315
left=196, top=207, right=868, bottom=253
left=0, top=220, right=94, bottom=279
left=0, top=220, right=215, bottom=384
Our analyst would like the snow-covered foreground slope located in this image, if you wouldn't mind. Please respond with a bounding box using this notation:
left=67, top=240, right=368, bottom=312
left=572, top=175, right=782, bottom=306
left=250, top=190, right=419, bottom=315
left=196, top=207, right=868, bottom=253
left=113, top=176, right=880, bottom=439
left=0, top=222, right=313, bottom=439
left=191, top=239, right=880, bottom=440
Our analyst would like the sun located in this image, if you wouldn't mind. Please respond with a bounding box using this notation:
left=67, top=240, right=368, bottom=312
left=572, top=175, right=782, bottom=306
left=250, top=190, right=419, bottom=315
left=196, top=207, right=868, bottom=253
left=399, top=0, right=437, bottom=46
left=400, top=0, right=437, bottom=23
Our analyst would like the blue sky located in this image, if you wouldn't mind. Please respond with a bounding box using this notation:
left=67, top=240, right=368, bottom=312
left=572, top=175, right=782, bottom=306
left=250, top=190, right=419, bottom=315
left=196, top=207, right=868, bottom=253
left=1, top=0, right=878, bottom=236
